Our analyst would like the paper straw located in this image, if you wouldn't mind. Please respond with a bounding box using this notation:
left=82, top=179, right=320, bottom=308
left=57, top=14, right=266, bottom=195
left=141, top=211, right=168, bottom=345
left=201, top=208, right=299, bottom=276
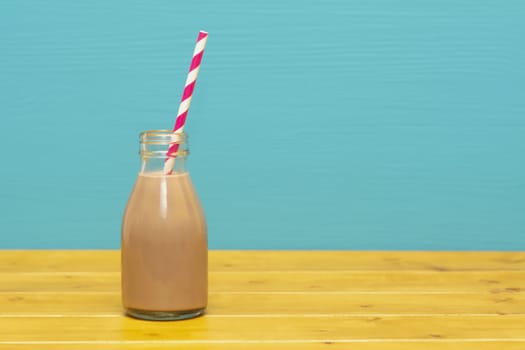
left=164, top=30, right=209, bottom=174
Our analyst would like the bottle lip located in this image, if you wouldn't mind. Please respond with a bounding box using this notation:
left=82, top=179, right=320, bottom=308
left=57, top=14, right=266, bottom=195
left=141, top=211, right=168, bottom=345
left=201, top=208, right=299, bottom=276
left=140, top=130, right=187, bottom=145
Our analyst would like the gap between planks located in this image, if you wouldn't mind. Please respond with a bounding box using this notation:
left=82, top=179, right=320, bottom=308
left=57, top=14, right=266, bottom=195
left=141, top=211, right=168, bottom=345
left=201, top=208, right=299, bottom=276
left=0, top=313, right=523, bottom=318
left=3, top=339, right=525, bottom=344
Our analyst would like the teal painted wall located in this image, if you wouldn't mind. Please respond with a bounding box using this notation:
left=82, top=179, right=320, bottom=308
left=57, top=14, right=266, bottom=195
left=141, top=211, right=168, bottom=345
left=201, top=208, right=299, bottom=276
left=0, top=1, right=524, bottom=249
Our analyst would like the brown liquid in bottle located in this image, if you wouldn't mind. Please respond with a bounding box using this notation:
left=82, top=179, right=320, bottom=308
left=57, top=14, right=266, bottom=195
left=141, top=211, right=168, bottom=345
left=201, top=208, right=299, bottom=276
left=121, top=172, right=207, bottom=320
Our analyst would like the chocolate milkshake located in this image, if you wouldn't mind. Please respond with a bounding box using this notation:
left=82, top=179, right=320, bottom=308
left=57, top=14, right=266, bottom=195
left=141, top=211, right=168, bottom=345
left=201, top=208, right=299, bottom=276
left=121, top=131, right=207, bottom=320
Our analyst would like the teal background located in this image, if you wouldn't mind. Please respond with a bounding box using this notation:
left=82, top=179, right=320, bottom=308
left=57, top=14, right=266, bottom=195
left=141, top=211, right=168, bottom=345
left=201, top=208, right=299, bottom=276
left=0, top=1, right=524, bottom=249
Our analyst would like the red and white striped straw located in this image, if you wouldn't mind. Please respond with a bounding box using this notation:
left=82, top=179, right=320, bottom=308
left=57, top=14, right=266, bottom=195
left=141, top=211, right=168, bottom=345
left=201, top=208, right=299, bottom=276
left=164, top=30, right=209, bottom=173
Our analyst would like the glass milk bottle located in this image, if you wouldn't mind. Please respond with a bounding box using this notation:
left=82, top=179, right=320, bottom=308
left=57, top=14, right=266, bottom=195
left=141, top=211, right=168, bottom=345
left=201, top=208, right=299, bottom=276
left=121, top=130, right=207, bottom=320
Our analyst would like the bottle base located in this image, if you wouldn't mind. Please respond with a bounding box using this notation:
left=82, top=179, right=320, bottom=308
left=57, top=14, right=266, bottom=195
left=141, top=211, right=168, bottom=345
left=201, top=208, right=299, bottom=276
left=125, top=307, right=205, bottom=321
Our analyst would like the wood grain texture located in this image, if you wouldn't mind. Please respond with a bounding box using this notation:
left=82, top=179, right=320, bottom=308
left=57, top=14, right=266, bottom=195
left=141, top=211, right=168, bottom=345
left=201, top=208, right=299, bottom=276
left=1, top=250, right=525, bottom=349
left=1, top=292, right=524, bottom=315
left=2, top=250, right=525, bottom=272
left=1, top=271, right=524, bottom=293
left=2, top=316, right=525, bottom=341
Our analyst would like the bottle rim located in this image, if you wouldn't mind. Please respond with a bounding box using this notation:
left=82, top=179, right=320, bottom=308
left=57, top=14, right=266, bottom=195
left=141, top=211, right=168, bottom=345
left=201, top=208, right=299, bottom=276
left=139, top=130, right=187, bottom=145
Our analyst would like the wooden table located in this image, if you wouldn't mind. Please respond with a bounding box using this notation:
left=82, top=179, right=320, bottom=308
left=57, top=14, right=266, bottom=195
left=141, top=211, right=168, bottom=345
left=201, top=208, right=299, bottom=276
left=0, top=251, right=524, bottom=349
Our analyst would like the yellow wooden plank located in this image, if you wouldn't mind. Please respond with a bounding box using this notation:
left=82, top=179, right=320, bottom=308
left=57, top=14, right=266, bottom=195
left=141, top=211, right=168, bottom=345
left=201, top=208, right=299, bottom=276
left=0, top=316, right=524, bottom=341
left=2, top=343, right=525, bottom=350
left=0, top=271, right=523, bottom=293
left=1, top=251, right=524, bottom=273
left=0, top=292, right=524, bottom=316
left=213, top=251, right=525, bottom=271
left=1, top=250, right=524, bottom=349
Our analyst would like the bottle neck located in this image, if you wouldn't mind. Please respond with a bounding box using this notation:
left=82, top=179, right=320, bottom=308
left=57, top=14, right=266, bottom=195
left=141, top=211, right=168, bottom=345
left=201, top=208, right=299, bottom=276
left=139, top=130, right=189, bottom=174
